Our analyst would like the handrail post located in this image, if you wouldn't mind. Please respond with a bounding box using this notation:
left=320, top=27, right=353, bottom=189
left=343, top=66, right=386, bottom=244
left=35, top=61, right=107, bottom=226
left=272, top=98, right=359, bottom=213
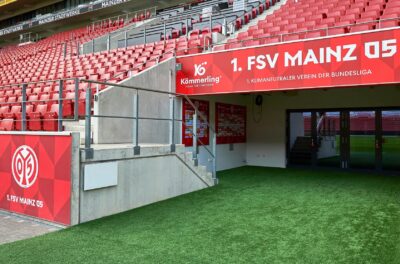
left=107, top=33, right=111, bottom=51
left=212, top=131, right=217, bottom=183
left=124, top=31, right=128, bottom=49
left=21, top=83, right=27, bottom=131
left=209, top=14, right=213, bottom=34
left=133, top=91, right=140, bottom=155
left=84, top=84, right=93, bottom=159
left=92, top=39, right=95, bottom=53
left=192, top=111, right=198, bottom=166
left=170, top=96, right=176, bottom=152
left=64, top=42, right=67, bottom=57
left=74, top=78, right=79, bottom=121
left=163, top=22, right=167, bottom=42
left=222, top=18, right=227, bottom=35
left=58, top=79, right=63, bottom=132
left=143, top=26, right=147, bottom=44
left=76, top=41, right=80, bottom=56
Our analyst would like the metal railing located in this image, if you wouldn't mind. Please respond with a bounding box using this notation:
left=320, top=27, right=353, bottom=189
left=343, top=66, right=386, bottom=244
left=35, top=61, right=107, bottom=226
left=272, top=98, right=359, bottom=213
left=78, top=79, right=217, bottom=180
left=0, top=78, right=81, bottom=132
left=212, top=16, right=400, bottom=51
left=82, top=0, right=261, bottom=54
left=88, top=7, right=158, bottom=33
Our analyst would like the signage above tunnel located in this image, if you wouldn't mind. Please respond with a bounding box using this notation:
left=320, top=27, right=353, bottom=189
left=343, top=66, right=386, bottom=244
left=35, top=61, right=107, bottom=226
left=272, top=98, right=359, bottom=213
left=176, top=28, right=400, bottom=95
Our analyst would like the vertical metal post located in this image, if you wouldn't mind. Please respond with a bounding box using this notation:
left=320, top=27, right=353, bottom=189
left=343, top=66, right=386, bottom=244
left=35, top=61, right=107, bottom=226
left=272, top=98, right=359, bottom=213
left=76, top=41, right=80, bottom=56
left=133, top=91, right=140, bottom=155
left=185, top=19, right=189, bottom=37
left=107, top=33, right=111, bottom=51
left=163, top=23, right=167, bottom=42
left=209, top=14, right=213, bottom=33
left=85, top=85, right=93, bottom=159
left=143, top=26, right=147, bottom=44
left=74, top=78, right=79, bottom=121
left=170, top=97, right=176, bottom=152
left=192, top=111, right=198, bottom=166
left=222, top=19, right=227, bottom=35
left=124, top=31, right=128, bottom=49
left=64, top=43, right=67, bottom=57
left=58, top=79, right=64, bottom=132
left=212, top=131, right=217, bottom=183
left=96, top=84, right=100, bottom=98
left=21, top=84, right=27, bottom=131
left=92, top=39, right=95, bottom=53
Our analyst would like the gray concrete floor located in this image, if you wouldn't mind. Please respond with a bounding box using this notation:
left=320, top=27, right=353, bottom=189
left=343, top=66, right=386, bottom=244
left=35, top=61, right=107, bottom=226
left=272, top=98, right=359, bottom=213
left=0, top=210, right=62, bottom=245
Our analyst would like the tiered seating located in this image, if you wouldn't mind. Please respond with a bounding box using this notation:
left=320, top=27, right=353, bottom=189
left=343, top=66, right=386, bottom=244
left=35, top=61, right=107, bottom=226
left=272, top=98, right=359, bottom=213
left=1, top=0, right=256, bottom=131
left=220, top=0, right=400, bottom=50
left=120, top=0, right=269, bottom=48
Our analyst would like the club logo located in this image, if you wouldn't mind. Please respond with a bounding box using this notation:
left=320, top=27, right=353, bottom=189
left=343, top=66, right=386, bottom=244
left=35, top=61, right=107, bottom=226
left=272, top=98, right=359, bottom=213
left=194, top=62, right=207, bottom=76
left=11, top=145, right=39, bottom=189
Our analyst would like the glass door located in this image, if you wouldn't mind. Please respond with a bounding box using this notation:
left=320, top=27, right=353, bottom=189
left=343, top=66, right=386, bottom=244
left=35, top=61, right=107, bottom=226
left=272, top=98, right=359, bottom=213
left=349, top=111, right=376, bottom=170
left=317, top=112, right=341, bottom=168
left=382, top=110, right=400, bottom=171
left=288, top=112, right=316, bottom=166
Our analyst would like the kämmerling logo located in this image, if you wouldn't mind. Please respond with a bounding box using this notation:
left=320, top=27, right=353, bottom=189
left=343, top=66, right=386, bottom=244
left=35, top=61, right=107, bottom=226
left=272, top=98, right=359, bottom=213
left=194, top=62, right=207, bottom=76
left=11, top=145, right=39, bottom=189
left=181, top=62, right=221, bottom=86
left=181, top=75, right=221, bottom=85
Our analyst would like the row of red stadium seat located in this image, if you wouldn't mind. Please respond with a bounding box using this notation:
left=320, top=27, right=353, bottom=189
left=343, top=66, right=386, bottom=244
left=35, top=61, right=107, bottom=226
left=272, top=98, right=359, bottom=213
left=218, top=0, right=400, bottom=50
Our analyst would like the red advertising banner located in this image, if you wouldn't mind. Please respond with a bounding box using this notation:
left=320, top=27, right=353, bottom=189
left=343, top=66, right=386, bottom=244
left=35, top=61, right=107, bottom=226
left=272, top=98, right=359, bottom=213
left=182, top=99, right=210, bottom=146
left=177, top=29, right=400, bottom=95
left=216, top=103, right=246, bottom=144
left=0, top=134, right=72, bottom=225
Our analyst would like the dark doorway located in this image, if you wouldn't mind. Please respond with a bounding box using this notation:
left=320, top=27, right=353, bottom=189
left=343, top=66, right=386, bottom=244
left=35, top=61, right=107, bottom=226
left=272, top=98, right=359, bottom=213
left=287, top=107, right=400, bottom=173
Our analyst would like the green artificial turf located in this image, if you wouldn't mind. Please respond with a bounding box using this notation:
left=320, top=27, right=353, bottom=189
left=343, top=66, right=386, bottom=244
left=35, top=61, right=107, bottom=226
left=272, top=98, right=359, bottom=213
left=1, top=167, right=400, bottom=263
left=318, top=135, right=400, bottom=170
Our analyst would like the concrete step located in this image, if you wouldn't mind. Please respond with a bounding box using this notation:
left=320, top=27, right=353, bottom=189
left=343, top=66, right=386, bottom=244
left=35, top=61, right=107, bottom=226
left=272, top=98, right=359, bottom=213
left=222, top=0, right=288, bottom=44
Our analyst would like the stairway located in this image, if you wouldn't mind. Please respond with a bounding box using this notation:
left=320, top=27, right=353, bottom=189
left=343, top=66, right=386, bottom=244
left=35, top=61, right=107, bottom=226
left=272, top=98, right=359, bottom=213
left=289, top=136, right=313, bottom=165
left=63, top=119, right=93, bottom=145
left=222, top=0, right=288, bottom=44
left=63, top=121, right=216, bottom=186
left=175, top=146, right=216, bottom=187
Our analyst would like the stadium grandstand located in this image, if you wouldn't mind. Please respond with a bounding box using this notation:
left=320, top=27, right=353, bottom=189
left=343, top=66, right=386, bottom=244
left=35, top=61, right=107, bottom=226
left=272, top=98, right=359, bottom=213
left=0, top=0, right=399, bottom=262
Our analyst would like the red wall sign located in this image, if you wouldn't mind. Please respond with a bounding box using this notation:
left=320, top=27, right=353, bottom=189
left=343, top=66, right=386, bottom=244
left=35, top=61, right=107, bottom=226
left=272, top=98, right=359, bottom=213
left=0, top=134, right=72, bottom=225
left=216, top=103, right=246, bottom=144
left=182, top=99, right=210, bottom=146
left=177, top=29, right=400, bottom=95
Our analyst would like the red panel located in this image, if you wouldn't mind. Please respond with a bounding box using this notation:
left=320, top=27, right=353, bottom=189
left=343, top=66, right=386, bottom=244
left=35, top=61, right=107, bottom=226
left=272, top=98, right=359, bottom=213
left=215, top=103, right=246, bottom=144
left=177, top=29, right=400, bottom=95
left=0, top=134, right=72, bottom=225
left=182, top=99, right=210, bottom=147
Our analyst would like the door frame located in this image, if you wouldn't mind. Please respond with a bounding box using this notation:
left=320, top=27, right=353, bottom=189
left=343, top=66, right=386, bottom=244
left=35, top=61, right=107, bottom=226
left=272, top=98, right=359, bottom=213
left=286, top=106, right=400, bottom=172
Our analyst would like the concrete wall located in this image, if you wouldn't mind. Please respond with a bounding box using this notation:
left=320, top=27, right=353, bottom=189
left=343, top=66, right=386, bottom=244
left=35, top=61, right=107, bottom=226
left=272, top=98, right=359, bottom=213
left=70, top=132, right=81, bottom=226
left=79, top=145, right=210, bottom=223
left=94, top=58, right=180, bottom=144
